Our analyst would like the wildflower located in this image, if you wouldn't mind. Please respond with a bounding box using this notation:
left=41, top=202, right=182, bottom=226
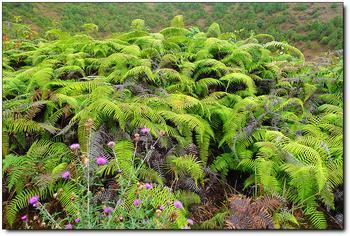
left=28, top=195, right=39, bottom=206
left=69, top=143, right=80, bottom=151
left=187, top=218, right=194, bottom=225
left=133, top=199, right=142, bottom=207
left=96, top=155, right=108, bottom=165
left=65, top=223, right=73, bottom=229
left=140, top=127, right=150, bottom=135
left=74, top=218, right=80, bottom=223
left=107, top=141, right=115, bottom=148
left=159, top=205, right=165, bottom=211
left=61, top=171, right=71, bottom=180
left=145, top=183, right=153, bottom=189
left=174, top=200, right=183, bottom=209
left=21, top=215, right=28, bottom=222
left=103, top=207, right=112, bottom=215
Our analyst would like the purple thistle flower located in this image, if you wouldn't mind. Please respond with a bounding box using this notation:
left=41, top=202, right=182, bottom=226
left=28, top=195, right=39, bottom=205
left=61, top=171, right=71, bottom=180
left=103, top=207, right=112, bottom=214
left=21, top=215, right=28, bottom=222
left=159, top=205, right=165, bottom=211
left=65, top=223, right=73, bottom=229
left=69, top=143, right=80, bottom=151
left=133, top=199, right=142, bottom=207
left=74, top=218, right=80, bottom=223
left=140, top=127, right=150, bottom=135
left=187, top=218, right=194, bottom=225
left=174, top=200, right=183, bottom=209
left=96, top=156, right=108, bottom=165
left=144, top=183, right=153, bottom=190
left=107, top=141, right=115, bottom=148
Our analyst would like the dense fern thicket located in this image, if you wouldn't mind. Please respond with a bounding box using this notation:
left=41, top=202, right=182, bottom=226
left=2, top=2, right=344, bottom=53
left=2, top=15, right=343, bottom=230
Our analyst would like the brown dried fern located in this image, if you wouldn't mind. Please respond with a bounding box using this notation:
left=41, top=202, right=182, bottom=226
left=225, top=194, right=282, bottom=229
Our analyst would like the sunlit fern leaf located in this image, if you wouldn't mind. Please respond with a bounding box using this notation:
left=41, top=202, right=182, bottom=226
left=273, top=210, right=299, bottom=229
left=222, top=49, right=253, bottom=69
left=283, top=142, right=321, bottom=165
left=89, top=98, right=127, bottom=129
left=4, top=118, right=59, bottom=134
left=160, top=27, right=190, bottom=38
left=166, top=155, right=204, bottom=186
left=98, top=53, right=139, bottom=76
left=220, top=72, right=256, bottom=95
left=175, top=190, right=201, bottom=207
left=54, top=65, right=85, bottom=80
left=3, top=154, right=32, bottom=192
left=26, top=67, right=53, bottom=92
left=156, top=68, right=181, bottom=80
left=121, top=45, right=141, bottom=56
left=318, top=104, right=343, bottom=114
left=264, top=41, right=304, bottom=62
left=199, top=211, right=229, bottom=229
left=164, top=93, right=204, bottom=113
left=138, top=166, right=164, bottom=185
left=253, top=34, right=275, bottom=43
left=114, top=140, right=135, bottom=181
left=123, top=65, right=155, bottom=83
left=210, top=153, right=235, bottom=178
left=304, top=204, right=327, bottom=229
left=159, top=110, right=214, bottom=143
left=56, top=181, right=79, bottom=216
left=195, top=78, right=224, bottom=95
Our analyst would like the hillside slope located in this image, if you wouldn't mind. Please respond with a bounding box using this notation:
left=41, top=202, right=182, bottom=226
left=2, top=2, right=343, bottom=60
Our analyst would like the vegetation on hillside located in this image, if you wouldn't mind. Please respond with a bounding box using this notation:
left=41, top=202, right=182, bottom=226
left=2, top=2, right=344, bottom=55
left=2, top=11, right=343, bottom=230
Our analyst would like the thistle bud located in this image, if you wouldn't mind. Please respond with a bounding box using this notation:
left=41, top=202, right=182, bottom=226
left=138, top=184, right=144, bottom=190
left=85, top=118, right=94, bottom=129
left=169, top=211, right=179, bottom=222
left=133, top=133, right=140, bottom=142
left=119, top=216, right=124, bottom=222
left=155, top=209, right=162, bottom=217
left=81, top=155, right=89, bottom=166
